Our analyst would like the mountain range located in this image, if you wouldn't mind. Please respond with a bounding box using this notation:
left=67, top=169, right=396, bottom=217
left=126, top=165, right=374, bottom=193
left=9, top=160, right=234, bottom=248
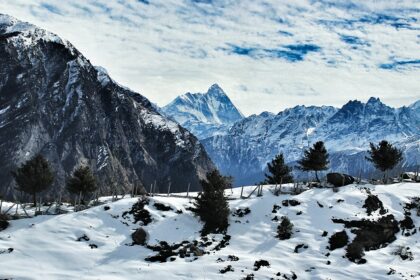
left=163, top=86, right=419, bottom=185
left=0, top=14, right=214, bottom=199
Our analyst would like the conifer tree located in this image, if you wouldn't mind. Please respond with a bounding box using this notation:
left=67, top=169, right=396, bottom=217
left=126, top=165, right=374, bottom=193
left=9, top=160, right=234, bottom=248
left=297, top=141, right=329, bottom=182
left=366, top=140, right=403, bottom=183
left=265, top=153, right=293, bottom=184
left=11, top=154, right=54, bottom=207
left=66, top=166, right=97, bottom=204
left=193, top=169, right=230, bottom=235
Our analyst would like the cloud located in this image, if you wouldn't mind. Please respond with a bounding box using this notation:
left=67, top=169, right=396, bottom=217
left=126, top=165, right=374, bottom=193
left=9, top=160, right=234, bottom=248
left=0, top=0, right=419, bottom=115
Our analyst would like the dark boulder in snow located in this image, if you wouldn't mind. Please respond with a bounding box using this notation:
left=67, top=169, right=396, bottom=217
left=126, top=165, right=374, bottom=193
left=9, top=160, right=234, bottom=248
left=132, top=228, right=148, bottom=245
left=334, top=215, right=399, bottom=263
left=328, top=230, right=348, bottom=250
left=363, top=195, right=387, bottom=216
left=327, top=173, right=355, bottom=187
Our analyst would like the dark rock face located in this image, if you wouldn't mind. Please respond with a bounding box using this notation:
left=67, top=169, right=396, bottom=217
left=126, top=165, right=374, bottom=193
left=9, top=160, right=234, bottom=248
left=327, top=173, right=355, bottom=187
left=363, top=195, right=387, bottom=216
left=328, top=230, right=348, bottom=250
left=132, top=228, right=148, bottom=245
left=0, top=15, right=214, bottom=199
left=0, top=214, right=9, bottom=231
left=333, top=215, right=400, bottom=263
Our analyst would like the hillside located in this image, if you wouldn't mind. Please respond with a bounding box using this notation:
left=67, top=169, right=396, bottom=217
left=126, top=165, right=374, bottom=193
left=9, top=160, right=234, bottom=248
left=0, top=14, right=214, bottom=197
left=0, top=182, right=419, bottom=279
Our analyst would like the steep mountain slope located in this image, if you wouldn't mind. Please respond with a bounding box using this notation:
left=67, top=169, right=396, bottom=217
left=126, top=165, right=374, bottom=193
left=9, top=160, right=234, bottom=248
left=203, top=105, right=339, bottom=184
left=162, top=84, right=243, bottom=139
left=0, top=183, right=419, bottom=279
left=203, top=99, right=419, bottom=185
left=0, top=14, right=214, bottom=198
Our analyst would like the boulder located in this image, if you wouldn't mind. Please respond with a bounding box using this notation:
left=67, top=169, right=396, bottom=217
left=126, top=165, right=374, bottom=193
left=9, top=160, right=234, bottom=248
left=327, top=173, right=355, bottom=187
left=132, top=228, right=148, bottom=245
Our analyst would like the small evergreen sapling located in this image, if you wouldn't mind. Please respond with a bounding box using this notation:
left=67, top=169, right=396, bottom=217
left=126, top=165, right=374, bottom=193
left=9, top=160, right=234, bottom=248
left=277, top=216, right=293, bottom=240
left=193, top=169, right=230, bottom=235
left=265, top=153, right=293, bottom=184
left=366, top=140, right=403, bottom=183
left=297, top=141, right=329, bottom=182
left=66, top=166, right=97, bottom=205
left=11, top=154, right=54, bottom=207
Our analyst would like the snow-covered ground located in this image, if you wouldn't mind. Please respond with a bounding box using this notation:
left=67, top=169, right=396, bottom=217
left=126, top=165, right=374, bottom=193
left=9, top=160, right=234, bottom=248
left=0, top=183, right=419, bottom=279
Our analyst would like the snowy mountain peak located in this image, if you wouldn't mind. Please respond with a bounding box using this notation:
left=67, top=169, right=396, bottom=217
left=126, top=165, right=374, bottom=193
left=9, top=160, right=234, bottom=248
left=207, top=83, right=225, bottom=97
left=203, top=98, right=418, bottom=185
left=162, top=84, right=244, bottom=139
left=367, top=96, right=381, bottom=104
left=0, top=14, right=215, bottom=197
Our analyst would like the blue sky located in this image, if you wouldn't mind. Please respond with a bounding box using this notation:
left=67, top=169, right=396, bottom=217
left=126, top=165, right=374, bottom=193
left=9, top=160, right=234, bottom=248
left=1, top=0, right=419, bottom=115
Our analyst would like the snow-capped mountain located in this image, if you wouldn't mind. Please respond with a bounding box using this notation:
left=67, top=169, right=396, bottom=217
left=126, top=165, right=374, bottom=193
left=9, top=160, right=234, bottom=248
left=0, top=14, right=214, bottom=198
left=203, top=98, right=420, bottom=185
left=162, top=84, right=244, bottom=139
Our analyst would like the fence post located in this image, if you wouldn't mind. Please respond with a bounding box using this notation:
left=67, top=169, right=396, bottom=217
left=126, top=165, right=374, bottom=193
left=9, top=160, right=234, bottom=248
left=186, top=183, right=190, bottom=198
left=240, top=186, right=244, bottom=198
left=167, top=181, right=171, bottom=197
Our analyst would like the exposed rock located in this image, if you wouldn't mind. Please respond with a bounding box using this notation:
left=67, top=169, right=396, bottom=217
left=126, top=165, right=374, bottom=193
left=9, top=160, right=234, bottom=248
left=253, top=259, right=270, bottom=271
left=122, top=197, right=152, bottom=225
left=76, top=234, right=90, bottom=242
left=334, top=215, right=399, bottom=263
left=232, top=207, right=251, bottom=217
left=132, top=228, right=148, bottom=245
left=219, top=265, right=234, bottom=273
left=294, top=243, right=308, bottom=253
left=227, top=255, right=239, bottom=261
left=153, top=203, right=173, bottom=212
left=327, top=173, right=355, bottom=187
left=394, top=246, right=414, bottom=261
left=363, top=195, right=387, bottom=216
left=0, top=15, right=214, bottom=199
left=328, top=230, right=348, bottom=250
left=282, top=199, right=300, bottom=207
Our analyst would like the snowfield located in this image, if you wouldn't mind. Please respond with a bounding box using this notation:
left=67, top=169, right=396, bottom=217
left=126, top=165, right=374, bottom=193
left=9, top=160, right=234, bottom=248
left=0, top=183, right=419, bottom=279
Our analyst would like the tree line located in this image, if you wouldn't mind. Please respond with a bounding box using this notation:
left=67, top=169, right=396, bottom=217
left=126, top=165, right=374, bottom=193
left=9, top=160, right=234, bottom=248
left=11, top=155, right=97, bottom=207
left=263, top=140, right=403, bottom=185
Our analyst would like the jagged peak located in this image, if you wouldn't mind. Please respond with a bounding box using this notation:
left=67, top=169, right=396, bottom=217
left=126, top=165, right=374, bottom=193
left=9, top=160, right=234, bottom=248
left=367, top=97, right=381, bottom=104
left=207, top=83, right=226, bottom=97
left=0, top=14, right=64, bottom=45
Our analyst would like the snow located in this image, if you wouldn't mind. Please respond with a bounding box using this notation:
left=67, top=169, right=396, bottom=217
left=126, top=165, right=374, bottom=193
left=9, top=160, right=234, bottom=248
left=0, top=105, right=10, bottom=115
left=0, top=182, right=419, bottom=279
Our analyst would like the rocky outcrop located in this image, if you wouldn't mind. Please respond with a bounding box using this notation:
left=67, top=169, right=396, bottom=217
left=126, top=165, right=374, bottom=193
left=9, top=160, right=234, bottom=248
left=0, top=15, right=215, bottom=199
left=327, top=173, right=355, bottom=187
left=132, top=228, right=148, bottom=245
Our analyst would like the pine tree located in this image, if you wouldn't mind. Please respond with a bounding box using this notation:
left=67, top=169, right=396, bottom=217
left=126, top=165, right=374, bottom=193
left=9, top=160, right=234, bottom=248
left=66, top=166, right=97, bottom=205
left=265, top=153, right=293, bottom=184
left=193, top=169, right=230, bottom=235
left=366, top=140, right=403, bottom=183
left=11, top=154, right=54, bottom=207
left=297, top=141, right=329, bottom=182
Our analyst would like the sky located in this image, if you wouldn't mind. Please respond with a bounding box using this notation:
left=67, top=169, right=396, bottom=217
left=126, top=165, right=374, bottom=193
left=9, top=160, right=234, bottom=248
left=0, top=0, right=419, bottom=115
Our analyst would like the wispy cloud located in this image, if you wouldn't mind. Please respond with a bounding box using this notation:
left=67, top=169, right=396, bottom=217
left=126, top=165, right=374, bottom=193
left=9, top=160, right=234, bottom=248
left=0, top=0, right=419, bottom=115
